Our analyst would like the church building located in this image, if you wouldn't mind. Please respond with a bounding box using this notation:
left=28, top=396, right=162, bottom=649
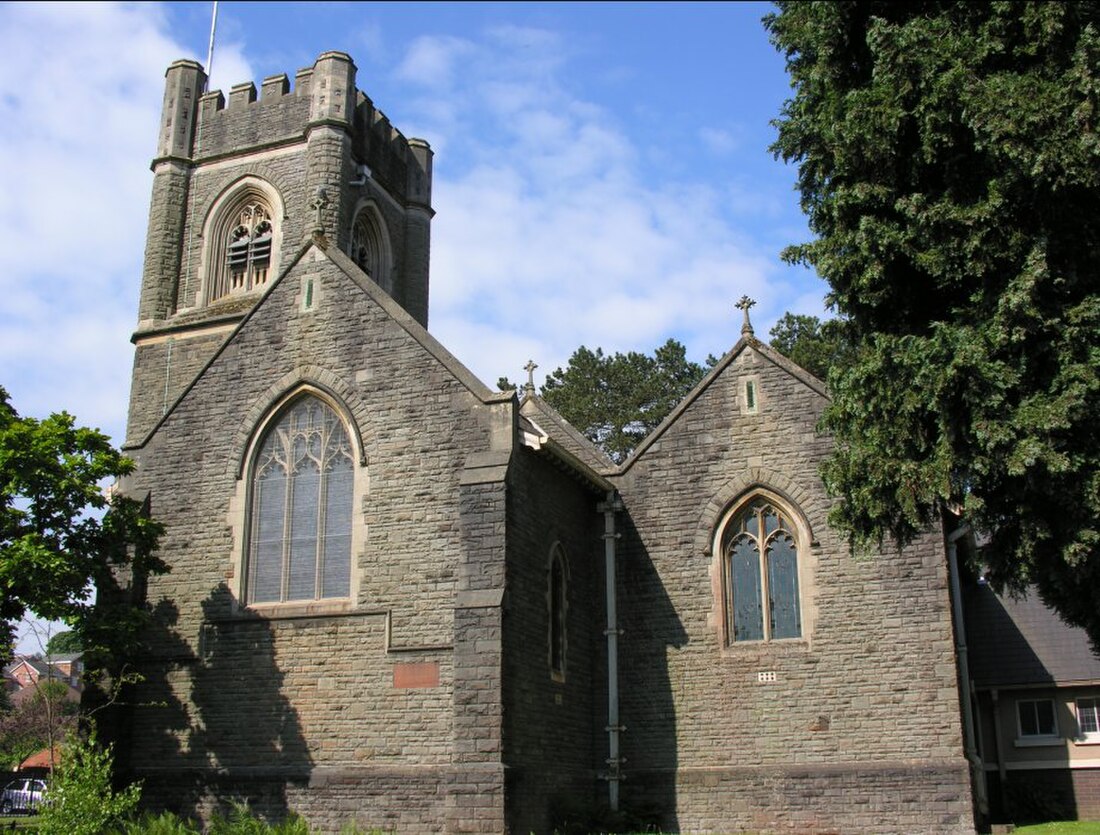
left=113, top=51, right=975, bottom=834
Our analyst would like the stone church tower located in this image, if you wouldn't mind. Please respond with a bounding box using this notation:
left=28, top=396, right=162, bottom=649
left=127, top=52, right=432, bottom=447
left=113, top=51, right=977, bottom=835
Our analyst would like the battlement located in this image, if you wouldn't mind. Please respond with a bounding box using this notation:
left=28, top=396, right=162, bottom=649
left=155, top=51, right=431, bottom=208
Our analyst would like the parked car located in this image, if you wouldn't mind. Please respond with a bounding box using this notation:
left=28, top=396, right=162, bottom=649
left=0, top=777, right=46, bottom=814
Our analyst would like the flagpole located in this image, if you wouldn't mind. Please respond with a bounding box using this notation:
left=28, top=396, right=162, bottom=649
left=205, top=0, right=219, bottom=91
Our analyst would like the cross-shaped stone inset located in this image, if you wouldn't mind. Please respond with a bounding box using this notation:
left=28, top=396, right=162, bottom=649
left=735, top=295, right=756, bottom=337
left=310, top=186, right=330, bottom=234
left=523, top=360, right=538, bottom=396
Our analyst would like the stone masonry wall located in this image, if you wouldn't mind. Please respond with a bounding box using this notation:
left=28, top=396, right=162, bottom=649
left=609, top=341, right=974, bottom=834
left=503, top=447, right=603, bottom=834
left=121, top=249, right=498, bottom=832
left=129, top=54, right=433, bottom=457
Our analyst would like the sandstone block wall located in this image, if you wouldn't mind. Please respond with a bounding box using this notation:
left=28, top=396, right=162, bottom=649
left=502, top=447, right=604, bottom=834
left=609, top=342, right=974, bottom=834
left=120, top=248, right=499, bottom=832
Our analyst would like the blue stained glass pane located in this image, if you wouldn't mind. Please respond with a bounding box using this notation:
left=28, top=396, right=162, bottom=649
left=287, top=462, right=319, bottom=600
left=763, top=508, right=780, bottom=535
left=745, top=512, right=759, bottom=538
left=321, top=465, right=352, bottom=597
left=250, top=473, right=285, bottom=602
left=730, top=535, right=763, bottom=641
left=767, top=533, right=801, bottom=638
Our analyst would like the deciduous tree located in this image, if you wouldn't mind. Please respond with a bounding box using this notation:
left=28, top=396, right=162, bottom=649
left=0, top=387, right=165, bottom=667
left=767, top=2, right=1100, bottom=642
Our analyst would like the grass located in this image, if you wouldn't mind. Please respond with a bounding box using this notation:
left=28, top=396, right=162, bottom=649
left=0, top=814, right=39, bottom=830
left=1013, top=824, right=1100, bottom=835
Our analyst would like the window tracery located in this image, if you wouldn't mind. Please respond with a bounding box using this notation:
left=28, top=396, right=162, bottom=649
left=225, top=203, right=273, bottom=294
left=203, top=180, right=281, bottom=305
left=721, top=499, right=802, bottom=643
left=247, top=396, right=353, bottom=604
left=347, top=204, right=391, bottom=292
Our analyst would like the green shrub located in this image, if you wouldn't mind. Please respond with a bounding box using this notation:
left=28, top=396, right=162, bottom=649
left=116, top=810, right=200, bottom=834
left=36, top=730, right=141, bottom=835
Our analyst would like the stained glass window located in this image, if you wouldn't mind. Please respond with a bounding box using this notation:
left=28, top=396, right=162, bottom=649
left=549, top=546, right=567, bottom=677
left=722, top=501, right=802, bottom=643
left=247, top=397, right=353, bottom=604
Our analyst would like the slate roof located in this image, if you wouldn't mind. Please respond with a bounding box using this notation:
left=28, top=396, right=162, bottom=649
left=964, top=581, right=1100, bottom=688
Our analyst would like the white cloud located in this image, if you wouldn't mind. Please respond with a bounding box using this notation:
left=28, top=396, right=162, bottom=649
left=699, top=126, right=740, bottom=155
left=0, top=2, right=253, bottom=441
left=395, top=34, right=476, bottom=88
left=411, top=25, right=803, bottom=389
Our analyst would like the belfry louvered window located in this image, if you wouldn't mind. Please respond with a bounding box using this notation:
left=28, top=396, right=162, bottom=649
left=247, top=396, right=353, bottom=604
left=226, top=203, right=273, bottom=294
left=347, top=205, right=391, bottom=292
left=204, top=181, right=281, bottom=305
left=722, top=500, right=801, bottom=642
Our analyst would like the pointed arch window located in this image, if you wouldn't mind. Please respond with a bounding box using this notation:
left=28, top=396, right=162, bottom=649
left=247, top=396, right=353, bottom=604
left=226, top=203, right=273, bottom=294
left=347, top=205, right=391, bottom=292
left=204, top=180, right=282, bottom=305
left=721, top=500, right=802, bottom=642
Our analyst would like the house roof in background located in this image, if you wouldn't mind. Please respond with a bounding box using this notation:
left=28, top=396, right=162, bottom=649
left=965, top=582, right=1100, bottom=688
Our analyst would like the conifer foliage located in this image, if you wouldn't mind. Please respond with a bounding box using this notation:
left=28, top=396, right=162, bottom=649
left=767, top=3, right=1100, bottom=643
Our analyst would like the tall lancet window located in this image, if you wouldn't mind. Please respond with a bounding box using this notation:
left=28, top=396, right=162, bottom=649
left=247, top=396, right=353, bottom=604
left=722, top=499, right=802, bottom=642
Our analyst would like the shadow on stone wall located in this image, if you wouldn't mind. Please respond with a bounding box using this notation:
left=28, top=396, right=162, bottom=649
left=614, top=512, right=687, bottom=833
left=112, top=583, right=311, bottom=826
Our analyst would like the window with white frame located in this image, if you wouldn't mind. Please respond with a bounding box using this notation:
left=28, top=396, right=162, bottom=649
left=548, top=545, right=568, bottom=680
left=721, top=498, right=802, bottom=643
left=1016, top=698, right=1059, bottom=742
left=1077, top=697, right=1100, bottom=742
left=246, top=396, right=353, bottom=604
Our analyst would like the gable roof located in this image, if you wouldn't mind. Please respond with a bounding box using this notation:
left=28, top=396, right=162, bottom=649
left=126, top=232, right=498, bottom=451
left=520, top=393, right=615, bottom=474
left=617, top=335, right=828, bottom=474
left=965, top=582, right=1100, bottom=688
left=517, top=403, right=614, bottom=494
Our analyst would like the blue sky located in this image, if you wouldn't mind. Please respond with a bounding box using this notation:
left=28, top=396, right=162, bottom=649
left=0, top=2, right=824, bottom=650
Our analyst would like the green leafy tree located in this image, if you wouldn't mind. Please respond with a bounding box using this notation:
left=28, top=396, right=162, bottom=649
left=0, top=387, right=166, bottom=667
left=768, top=313, right=854, bottom=380
left=45, top=630, right=82, bottom=656
left=767, top=3, right=1100, bottom=642
left=540, top=339, right=710, bottom=463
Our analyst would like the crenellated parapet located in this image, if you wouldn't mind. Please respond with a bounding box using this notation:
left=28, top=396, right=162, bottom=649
left=154, top=52, right=430, bottom=211
left=131, top=50, right=435, bottom=443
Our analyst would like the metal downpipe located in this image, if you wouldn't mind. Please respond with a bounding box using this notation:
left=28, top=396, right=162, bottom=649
left=600, top=490, right=624, bottom=811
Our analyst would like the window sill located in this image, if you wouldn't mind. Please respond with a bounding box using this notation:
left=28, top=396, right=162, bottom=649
left=1073, top=737, right=1100, bottom=746
left=231, top=598, right=357, bottom=621
left=1014, top=736, right=1063, bottom=748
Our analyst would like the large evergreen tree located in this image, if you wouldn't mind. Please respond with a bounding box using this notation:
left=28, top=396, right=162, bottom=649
left=767, top=3, right=1100, bottom=642
left=539, top=339, right=710, bottom=463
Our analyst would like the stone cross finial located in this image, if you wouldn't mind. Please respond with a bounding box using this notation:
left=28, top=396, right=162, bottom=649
left=310, top=186, right=330, bottom=233
left=736, top=295, right=756, bottom=337
left=523, top=360, right=538, bottom=396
